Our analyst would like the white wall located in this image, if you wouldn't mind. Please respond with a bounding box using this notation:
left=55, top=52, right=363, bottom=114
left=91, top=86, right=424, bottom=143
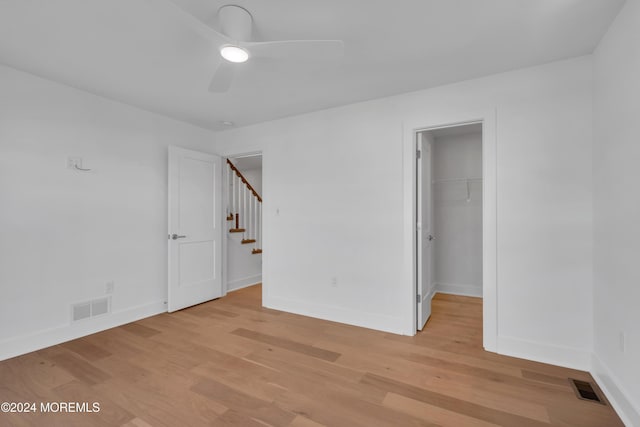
left=0, top=65, right=218, bottom=360
left=216, top=56, right=594, bottom=369
left=239, top=168, right=262, bottom=196
left=226, top=232, right=262, bottom=292
left=432, top=132, right=483, bottom=297
left=592, top=1, right=640, bottom=425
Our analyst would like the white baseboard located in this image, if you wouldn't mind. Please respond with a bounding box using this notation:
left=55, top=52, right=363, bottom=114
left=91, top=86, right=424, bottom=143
left=435, top=282, right=483, bottom=297
left=227, top=275, right=262, bottom=292
left=263, top=294, right=408, bottom=335
left=427, top=286, right=437, bottom=301
left=0, top=300, right=166, bottom=362
left=591, top=353, right=640, bottom=427
left=497, top=335, right=591, bottom=371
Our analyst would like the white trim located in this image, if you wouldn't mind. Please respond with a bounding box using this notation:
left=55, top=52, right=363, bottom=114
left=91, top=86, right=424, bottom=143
left=403, top=109, right=498, bottom=351
left=226, top=150, right=263, bottom=159
left=227, top=275, right=262, bottom=292
left=402, top=118, right=415, bottom=335
left=435, top=283, right=483, bottom=298
left=591, top=353, right=640, bottom=427
left=497, top=335, right=591, bottom=371
left=425, top=287, right=438, bottom=327
left=264, top=295, right=407, bottom=335
left=222, top=150, right=264, bottom=296
left=427, top=286, right=437, bottom=302
left=221, top=160, right=229, bottom=297
left=0, top=300, right=166, bottom=362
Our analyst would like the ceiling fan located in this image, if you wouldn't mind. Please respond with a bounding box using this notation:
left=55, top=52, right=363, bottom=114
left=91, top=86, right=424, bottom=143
left=163, top=1, right=345, bottom=92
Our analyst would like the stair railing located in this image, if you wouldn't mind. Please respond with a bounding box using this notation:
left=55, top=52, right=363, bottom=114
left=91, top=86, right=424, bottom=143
left=226, top=159, right=262, bottom=253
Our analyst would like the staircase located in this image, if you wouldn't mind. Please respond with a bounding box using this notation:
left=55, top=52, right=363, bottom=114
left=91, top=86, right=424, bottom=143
left=226, top=159, right=262, bottom=254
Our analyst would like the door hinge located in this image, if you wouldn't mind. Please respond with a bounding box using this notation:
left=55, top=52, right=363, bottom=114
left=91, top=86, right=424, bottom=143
left=417, top=294, right=421, bottom=303
left=416, top=150, right=421, bottom=159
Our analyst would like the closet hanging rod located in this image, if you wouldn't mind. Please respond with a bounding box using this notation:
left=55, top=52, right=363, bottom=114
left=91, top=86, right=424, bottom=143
left=432, top=177, right=482, bottom=184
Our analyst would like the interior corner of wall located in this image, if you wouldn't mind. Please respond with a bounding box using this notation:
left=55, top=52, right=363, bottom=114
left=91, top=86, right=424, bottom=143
left=591, top=352, right=640, bottom=427
left=497, top=335, right=591, bottom=371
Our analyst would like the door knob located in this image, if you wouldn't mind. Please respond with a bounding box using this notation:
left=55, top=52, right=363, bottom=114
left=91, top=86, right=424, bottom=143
left=428, top=235, right=434, bottom=241
left=171, top=234, right=186, bottom=240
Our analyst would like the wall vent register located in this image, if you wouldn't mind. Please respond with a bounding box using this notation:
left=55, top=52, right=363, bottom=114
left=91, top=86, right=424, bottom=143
left=71, top=297, right=111, bottom=322
left=569, top=378, right=605, bottom=405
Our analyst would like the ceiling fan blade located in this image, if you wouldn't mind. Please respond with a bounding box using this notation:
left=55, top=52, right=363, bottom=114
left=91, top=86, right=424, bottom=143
left=159, top=0, right=230, bottom=45
left=241, top=40, right=344, bottom=60
left=208, top=60, right=236, bottom=92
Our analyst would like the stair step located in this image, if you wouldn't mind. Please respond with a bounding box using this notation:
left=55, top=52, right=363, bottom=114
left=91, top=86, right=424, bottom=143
left=252, top=248, right=262, bottom=254
left=229, top=228, right=245, bottom=233
left=241, top=239, right=256, bottom=244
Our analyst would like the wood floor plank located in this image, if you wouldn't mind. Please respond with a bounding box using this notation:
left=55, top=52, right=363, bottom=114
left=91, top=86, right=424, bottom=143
left=46, top=350, right=111, bottom=386
left=0, top=284, right=624, bottom=427
left=213, top=408, right=271, bottom=427
left=405, top=353, right=576, bottom=399
left=274, top=387, right=439, bottom=427
left=190, top=328, right=277, bottom=358
left=60, top=339, right=112, bottom=361
left=119, top=323, right=161, bottom=339
left=183, top=302, right=239, bottom=319
left=521, top=370, right=575, bottom=387
left=332, top=345, right=552, bottom=422
left=93, top=376, right=227, bottom=427
left=190, top=359, right=285, bottom=402
left=383, top=392, right=501, bottom=427
left=121, top=418, right=155, bottom=427
left=231, top=328, right=341, bottom=362
left=51, top=380, right=134, bottom=427
left=288, top=414, right=327, bottom=427
left=0, top=352, right=75, bottom=393
left=92, top=355, right=153, bottom=384
left=245, top=346, right=366, bottom=386
left=361, top=372, right=551, bottom=427
left=191, top=376, right=296, bottom=426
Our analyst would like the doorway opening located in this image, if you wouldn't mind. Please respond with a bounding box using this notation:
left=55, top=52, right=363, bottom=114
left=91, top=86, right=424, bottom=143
left=224, top=153, right=263, bottom=296
left=416, top=122, right=483, bottom=332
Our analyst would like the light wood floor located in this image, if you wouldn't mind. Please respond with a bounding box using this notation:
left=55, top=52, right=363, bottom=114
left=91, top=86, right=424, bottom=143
left=0, top=285, right=623, bottom=426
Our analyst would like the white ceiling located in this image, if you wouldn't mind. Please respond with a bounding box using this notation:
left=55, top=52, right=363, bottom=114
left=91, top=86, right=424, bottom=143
left=0, top=0, right=625, bottom=131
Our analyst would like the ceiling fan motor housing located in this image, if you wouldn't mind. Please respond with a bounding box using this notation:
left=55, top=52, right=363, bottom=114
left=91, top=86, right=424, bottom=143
left=218, top=5, right=253, bottom=41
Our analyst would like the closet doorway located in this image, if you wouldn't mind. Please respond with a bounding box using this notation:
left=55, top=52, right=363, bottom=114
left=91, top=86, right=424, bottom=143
left=416, top=122, right=483, bottom=331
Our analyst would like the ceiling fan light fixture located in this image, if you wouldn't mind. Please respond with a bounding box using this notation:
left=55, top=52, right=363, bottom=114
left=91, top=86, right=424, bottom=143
left=220, top=45, right=249, bottom=63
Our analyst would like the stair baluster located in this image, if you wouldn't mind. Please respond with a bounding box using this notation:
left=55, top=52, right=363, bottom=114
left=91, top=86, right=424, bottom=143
left=230, top=167, right=234, bottom=219
left=227, top=166, right=230, bottom=218
left=248, top=193, right=253, bottom=241
left=253, top=196, right=257, bottom=243
left=237, top=174, right=241, bottom=222
left=243, top=185, right=247, bottom=232
left=227, top=159, right=262, bottom=253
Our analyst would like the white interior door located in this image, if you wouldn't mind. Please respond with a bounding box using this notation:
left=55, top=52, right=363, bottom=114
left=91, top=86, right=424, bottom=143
left=168, top=147, right=222, bottom=312
left=417, top=132, right=434, bottom=330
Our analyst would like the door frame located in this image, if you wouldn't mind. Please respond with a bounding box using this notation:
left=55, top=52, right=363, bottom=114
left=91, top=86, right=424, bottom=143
left=221, top=150, right=264, bottom=297
left=402, top=109, right=497, bottom=352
